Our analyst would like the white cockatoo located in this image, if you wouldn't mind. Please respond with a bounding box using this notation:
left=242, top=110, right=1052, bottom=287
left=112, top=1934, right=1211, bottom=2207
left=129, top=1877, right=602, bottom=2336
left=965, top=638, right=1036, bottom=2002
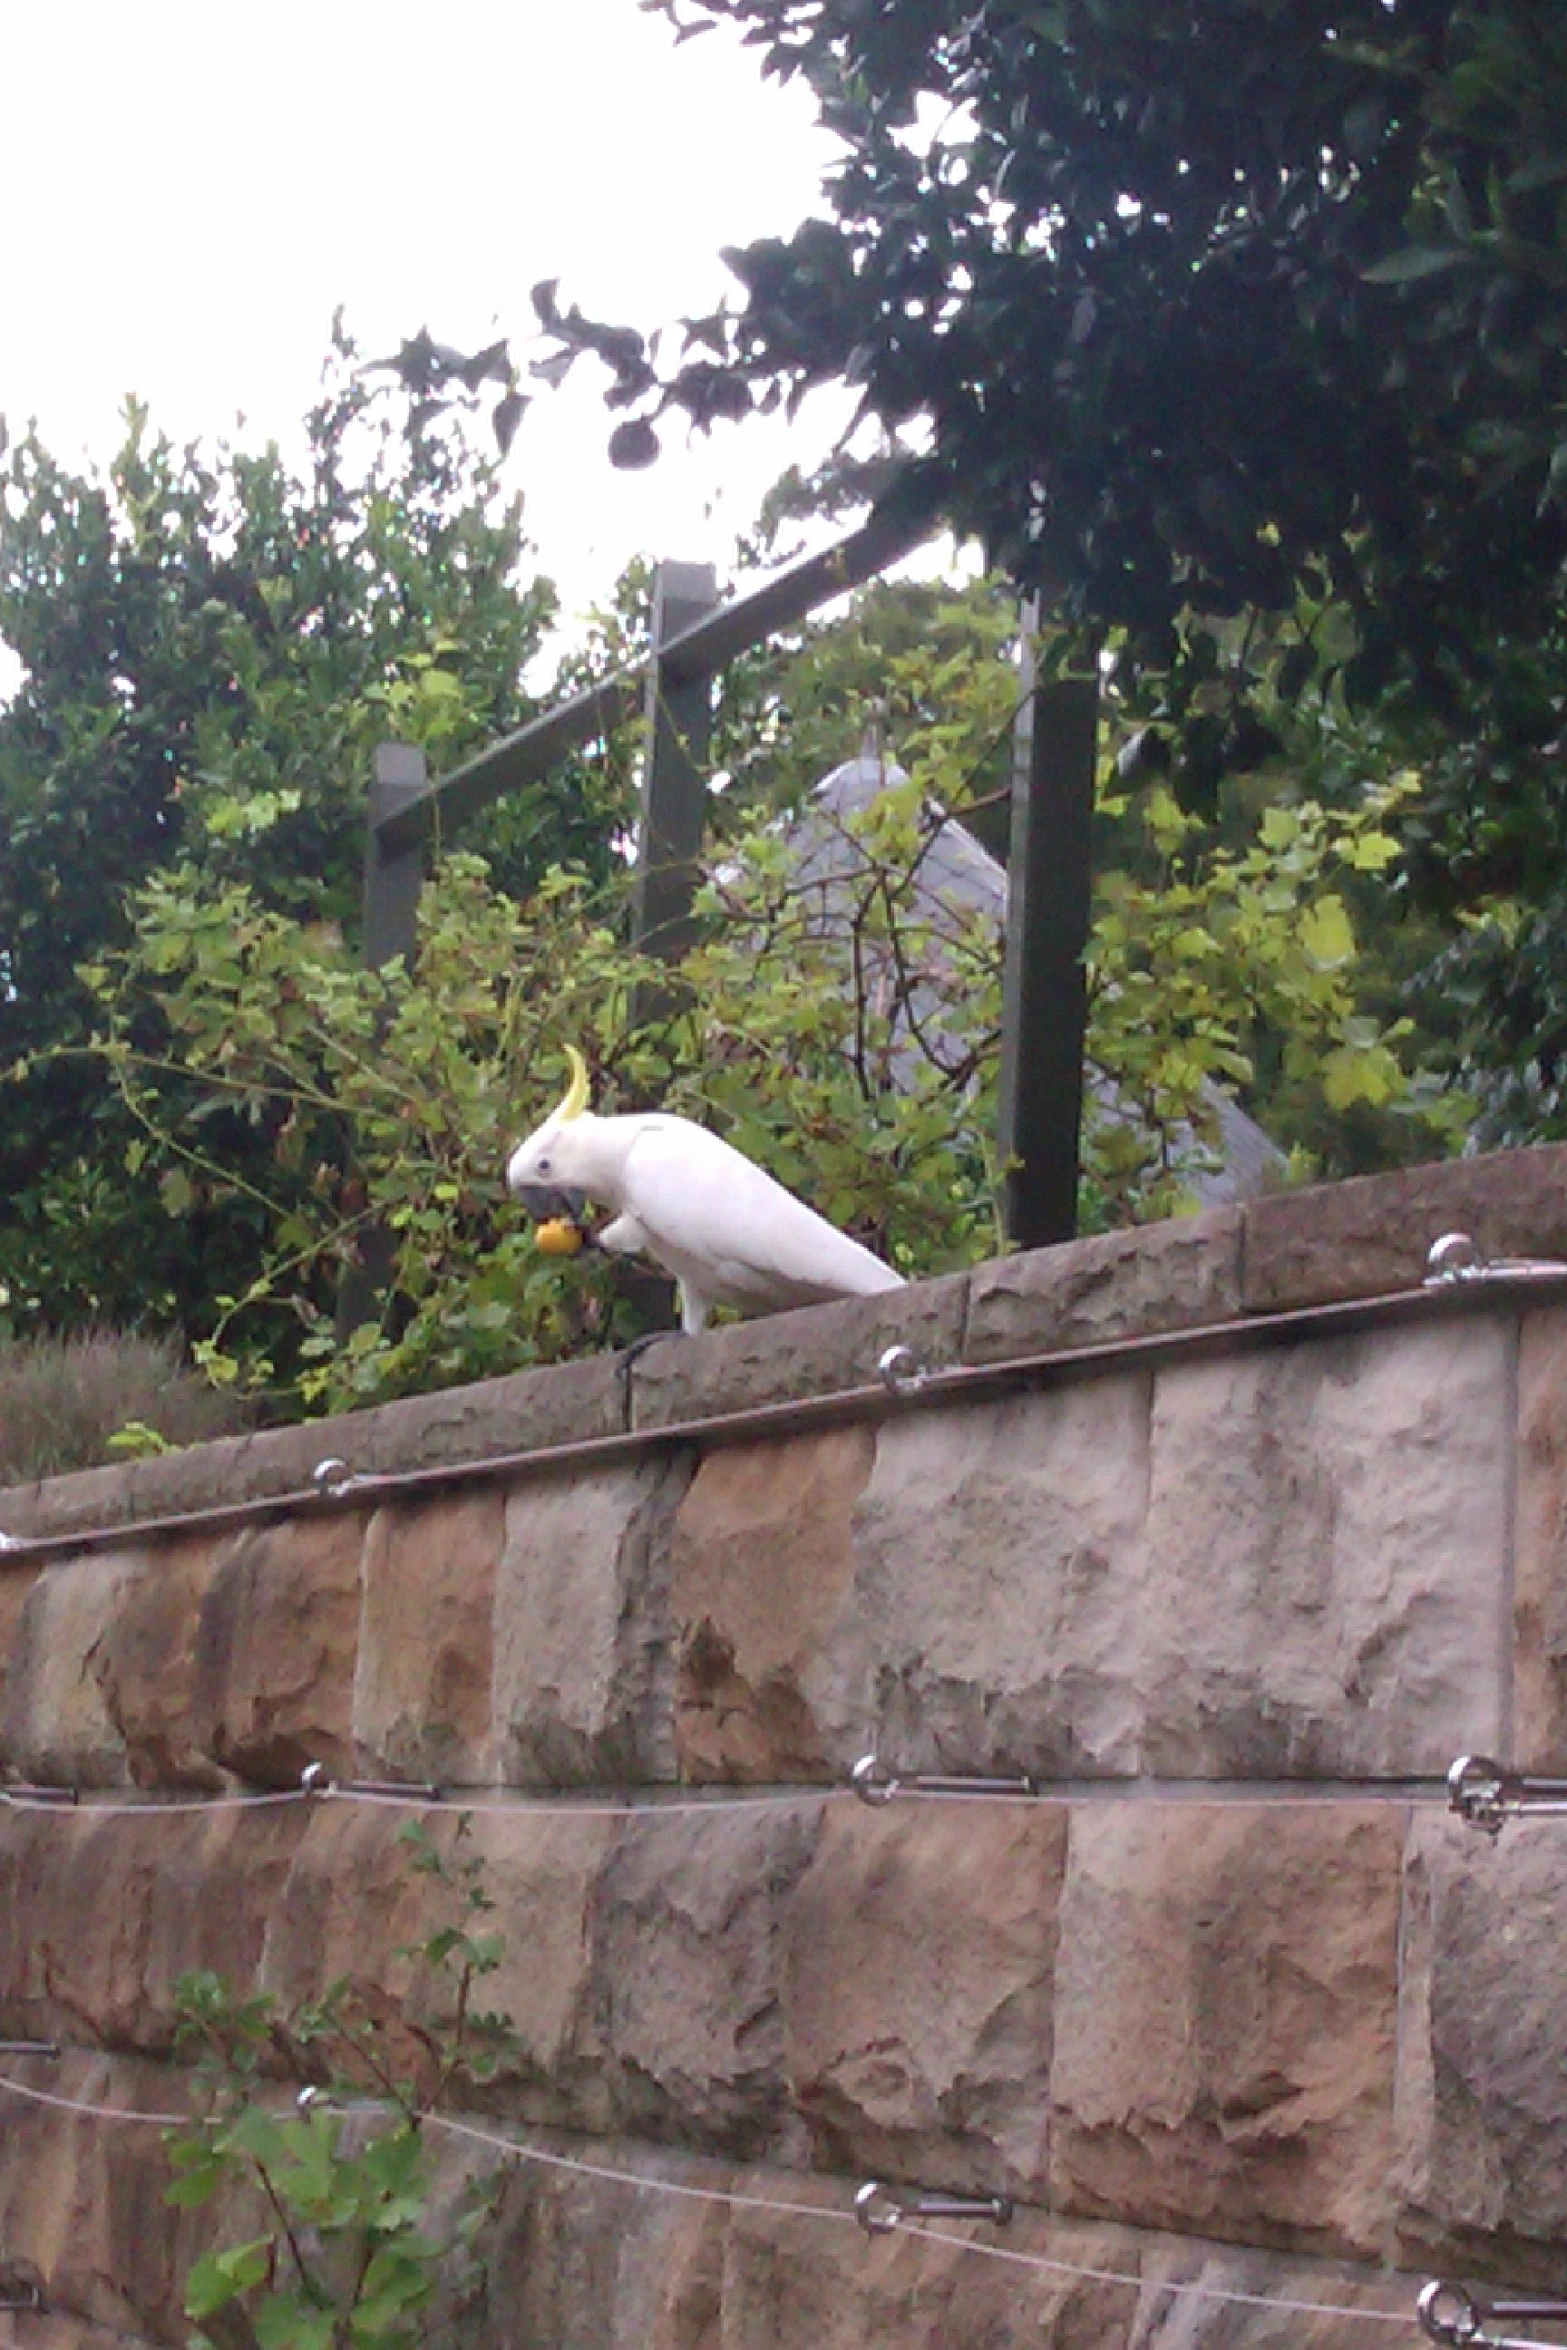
left=506, top=1047, right=904, bottom=1334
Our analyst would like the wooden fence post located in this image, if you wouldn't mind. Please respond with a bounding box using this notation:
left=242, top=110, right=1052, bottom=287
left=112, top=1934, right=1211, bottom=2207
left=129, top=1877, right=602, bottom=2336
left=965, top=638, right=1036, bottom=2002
left=997, top=614, right=1099, bottom=1249
left=631, top=560, right=718, bottom=964
left=338, top=741, right=428, bottom=1336
left=362, top=741, right=428, bottom=971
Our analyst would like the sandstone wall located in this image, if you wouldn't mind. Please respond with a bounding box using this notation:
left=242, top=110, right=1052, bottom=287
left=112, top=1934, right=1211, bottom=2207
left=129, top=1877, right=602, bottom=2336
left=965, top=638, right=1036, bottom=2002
left=5, top=1149, right=1567, bottom=2347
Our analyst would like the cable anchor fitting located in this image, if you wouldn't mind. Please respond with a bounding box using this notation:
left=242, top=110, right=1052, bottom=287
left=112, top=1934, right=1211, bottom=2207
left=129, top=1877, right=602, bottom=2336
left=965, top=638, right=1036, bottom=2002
left=1447, top=1754, right=1567, bottom=1836
left=1420, top=2280, right=1567, bottom=2350
left=1425, top=1234, right=1567, bottom=1288
left=851, top=1753, right=1041, bottom=1807
left=855, top=2180, right=1013, bottom=2236
left=1, top=1782, right=78, bottom=1808
left=300, top=1762, right=441, bottom=1802
left=311, top=1457, right=362, bottom=1499
left=876, top=1345, right=930, bottom=1398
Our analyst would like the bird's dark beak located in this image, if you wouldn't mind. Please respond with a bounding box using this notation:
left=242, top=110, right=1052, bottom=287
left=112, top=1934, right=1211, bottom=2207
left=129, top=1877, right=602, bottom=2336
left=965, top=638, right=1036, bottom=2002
left=512, top=1183, right=590, bottom=1225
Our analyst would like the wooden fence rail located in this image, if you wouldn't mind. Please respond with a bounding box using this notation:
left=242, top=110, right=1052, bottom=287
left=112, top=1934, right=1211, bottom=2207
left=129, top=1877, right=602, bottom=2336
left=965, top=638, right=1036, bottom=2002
left=360, top=511, right=1096, bottom=1259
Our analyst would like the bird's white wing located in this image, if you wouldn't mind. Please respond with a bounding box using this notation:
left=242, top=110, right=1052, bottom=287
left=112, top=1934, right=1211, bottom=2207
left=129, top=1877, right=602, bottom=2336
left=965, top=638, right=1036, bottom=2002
left=618, top=1117, right=902, bottom=1312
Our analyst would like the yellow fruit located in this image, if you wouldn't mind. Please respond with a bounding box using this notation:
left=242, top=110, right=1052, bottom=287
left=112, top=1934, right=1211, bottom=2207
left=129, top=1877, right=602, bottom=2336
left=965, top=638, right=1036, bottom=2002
left=535, top=1217, right=585, bottom=1257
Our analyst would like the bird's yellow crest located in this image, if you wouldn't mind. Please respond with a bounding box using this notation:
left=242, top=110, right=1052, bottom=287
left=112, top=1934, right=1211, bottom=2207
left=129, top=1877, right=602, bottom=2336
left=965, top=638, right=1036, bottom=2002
left=555, top=1043, right=591, bottom=1123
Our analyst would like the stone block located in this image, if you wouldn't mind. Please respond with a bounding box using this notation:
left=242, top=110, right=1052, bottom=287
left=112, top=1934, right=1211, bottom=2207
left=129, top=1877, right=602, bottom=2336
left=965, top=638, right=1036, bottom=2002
left=0, top=1552, right=149, bottom=1789
left=670, top=1429, right=875, bottom=1782
left=0, top=1351, right=626, bottom=1551
left=0, top=1461, right=139, bottom=1546
left=780, top=1796, right=1067, bottom=2193
left=0, top=1804, right=304, bottom=2054
left=478, top=2143, right=730, bottom=2350
left=1240, top=1144, right=1567, bottom=1312
left=711, top=2195, right=1138, bottom=2350
left=1514, top=1305, right=1567, bottom=1768
left=354, top=1351, right=626, bottom=1474
left=833, top=1376, right=1155, bottom=1778
left=190, top=1512, right=366, bottom=1786
left=1396, top=1811, right=1567, bottom=2280
left=964, top=1208, right=1243, bottom=1365
left=354, top=1490, right=505, bottom=1784
left=628, top=1274, right=970, bottom=1432
left=494, top=1459, right=688, bottom=1784
left=589, top=1800, right=826, bottom=2156
left=481, top=2160, right=1412, bottom=2350
left=88, top=1532, right=230, bottom=1789
left=0, top=1565, right=40, bottom=1756
left=1137, top=1321, right=1511, bottom=1775
left=0, top=2050, right=200, bottom=2343
left=260, top=1800, right=614, bottom=2123
left=1048, top=1803, right=1403, bottom=2259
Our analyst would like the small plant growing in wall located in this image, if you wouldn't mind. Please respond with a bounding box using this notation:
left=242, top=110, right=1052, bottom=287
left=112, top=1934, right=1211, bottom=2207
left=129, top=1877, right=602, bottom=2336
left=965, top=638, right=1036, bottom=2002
left=164, top=1819, right=515, bottom=2350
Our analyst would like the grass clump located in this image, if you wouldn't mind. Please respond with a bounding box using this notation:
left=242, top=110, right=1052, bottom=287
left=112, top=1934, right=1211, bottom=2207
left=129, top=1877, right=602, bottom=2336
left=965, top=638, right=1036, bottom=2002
left=0, top=1330, right=252, bottom=1488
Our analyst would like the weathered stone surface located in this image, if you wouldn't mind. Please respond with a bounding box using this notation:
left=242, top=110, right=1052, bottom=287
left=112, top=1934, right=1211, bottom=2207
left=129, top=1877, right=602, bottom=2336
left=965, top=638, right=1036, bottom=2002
left=0, top=2050, right=200, bottom=2344
left=589, top=1800, right=826, bottom=2156
left=0, top=2317, right=160, bottom=2350
left=260, top=1800, right=615, bottom=2125
left=964, top=1208, right=1243, bottom=1365
left=89, top=1534, right=230, bottom=1789
left=1240, top=1142, right=1567, bottom=1311
left=479, top=2148, right=732, bottom=2350
left=354, top=1352, right=626, bottom=1473
left=0, top=1353, right=627, bottom=1544
left=829, top=1376, right=1155, bottom=1778
left=656, top=1316, right=1515, bottom=1783
left=190, top=1514, right=365, bottom=1786
left=0, top=1565, right=41, bottom=1750
left=481, top=2157, right=1412, bottom=2350
left=671, top=1429, right=874, bottom=1782
left=0, top=1804, right=304, bottom=2054
left=4, top=1147, right=1564, bottom=2343
left=1136, top=1320, right=1512, bottom=1775
left=0, top=1460, right=141, bottom=1547
left=628, top=1274, right=970, bottom=1432
left=1396, top=1811, right=1567, bottom=2281
left=698, top=2193, right=1137, bottom=2350
left=495, top=1459, right=688, bottom=1784
left=1048, top=1804, right=1403, bottom=2259
left=781, top=1797, right=1066, bottom=2193
left=0, top=1793, right=453, bottom=2067
left=0, top=2075, right=1424, bottom=2350
left=1514, top=1305, right=1567, bottom=1769
left=354, top=1490, right=504, bottom=1784
left=1, top=1552, right=149, bottom=1788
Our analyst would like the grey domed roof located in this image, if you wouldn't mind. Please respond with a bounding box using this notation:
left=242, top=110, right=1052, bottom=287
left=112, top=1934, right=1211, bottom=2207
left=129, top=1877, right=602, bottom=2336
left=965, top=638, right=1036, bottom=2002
left=781, top=751, right=1282, bottom=1208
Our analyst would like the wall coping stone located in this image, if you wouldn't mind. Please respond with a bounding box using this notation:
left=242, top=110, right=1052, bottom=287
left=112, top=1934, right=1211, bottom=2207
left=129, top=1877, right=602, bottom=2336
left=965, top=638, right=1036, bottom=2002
left=3, top=1142, right=1565, bottom=1550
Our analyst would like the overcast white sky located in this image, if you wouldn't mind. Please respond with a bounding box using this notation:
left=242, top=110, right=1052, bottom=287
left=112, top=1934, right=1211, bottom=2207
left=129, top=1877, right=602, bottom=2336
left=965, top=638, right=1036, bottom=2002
left=2, top=0, right=871, bottom=631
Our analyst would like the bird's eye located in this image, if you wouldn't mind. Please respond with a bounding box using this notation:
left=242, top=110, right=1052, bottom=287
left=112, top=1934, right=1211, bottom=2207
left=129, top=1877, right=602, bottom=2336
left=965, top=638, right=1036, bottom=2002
left=536, top=1155, right=552, bottom=1175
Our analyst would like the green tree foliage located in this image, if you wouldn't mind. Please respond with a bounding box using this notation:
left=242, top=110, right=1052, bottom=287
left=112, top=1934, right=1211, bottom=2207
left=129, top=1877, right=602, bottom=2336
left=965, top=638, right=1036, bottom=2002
left=81, top=579, right=1458, bottom=1415
left=0, top=330, right=625, bottom=1334
left=571, top=1, right=1567, bottom=667
left=511, top=0, right=1567, bottom=1125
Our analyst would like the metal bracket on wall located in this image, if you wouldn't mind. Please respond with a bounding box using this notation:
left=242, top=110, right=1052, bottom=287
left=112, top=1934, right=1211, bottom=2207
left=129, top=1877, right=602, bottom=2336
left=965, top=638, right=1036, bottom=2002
left=1447, top=1755, right=1567, bottom=1837
left=1424, top=1234, right=1567, bottom=1287
left=855, top=2181, right=1014, bottom=2235
left=1421, top=2281, right=1567, bottom=2350
left=299, top=1763, right=441, bottom=1803
left=851, top=1754, right=1042, bottom=1806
